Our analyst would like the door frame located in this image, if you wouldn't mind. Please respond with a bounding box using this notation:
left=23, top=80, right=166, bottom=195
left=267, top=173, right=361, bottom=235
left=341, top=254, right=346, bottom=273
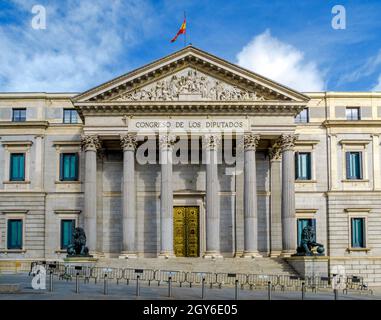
left=173, top=192, right=205, bottom=257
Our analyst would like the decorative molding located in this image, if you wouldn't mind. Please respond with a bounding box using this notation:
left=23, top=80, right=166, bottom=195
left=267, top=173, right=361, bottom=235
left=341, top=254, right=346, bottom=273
left=54, top=210, right=81, bottom=215
left=1, top=210, right=29, bottom=215
left=159, top=134, right=176, bottom=150
left=295, top=140, right=320, bottom=146
left=243, top=133, right=260, bottom=151
left=339, top=139, right=371, bottom=145
left=344, top=208, right=371, bottom=213
left=114, top=68, right=266, bottom=102
left=81, top=134, right=101, bottom=151
left=202, top=134, right=221, bottom=150
left=1, top=141, right=33, bottom=147
left=268, top=144, right=282, bottom=161
left=120, top=133, right=138, bottom=151
left=53, top=141, right=81, bottom=147
left=278, top=134, right=298, bottom=152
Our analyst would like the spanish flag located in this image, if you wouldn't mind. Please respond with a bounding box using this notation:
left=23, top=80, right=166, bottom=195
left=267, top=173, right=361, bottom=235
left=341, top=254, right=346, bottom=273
left=171, top=19, right=186, bottom=43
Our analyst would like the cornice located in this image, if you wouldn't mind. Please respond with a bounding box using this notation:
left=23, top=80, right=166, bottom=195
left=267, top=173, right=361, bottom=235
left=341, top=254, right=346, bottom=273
left=323, top=120, right=381, bottom=127
left=74, top=101, right=306, bottom=117
left=0, top=121, right=49, bottom=129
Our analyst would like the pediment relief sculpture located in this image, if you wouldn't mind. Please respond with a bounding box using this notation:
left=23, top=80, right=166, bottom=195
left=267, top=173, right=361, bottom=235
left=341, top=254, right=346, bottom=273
left=113, top=68, right=266, bottom=102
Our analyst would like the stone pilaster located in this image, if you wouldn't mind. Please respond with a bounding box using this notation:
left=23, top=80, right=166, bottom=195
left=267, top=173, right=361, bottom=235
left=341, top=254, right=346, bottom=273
left=242, top=133, right=261, bottom=258
left=203, top=134, right=222, bottom=258
left=119, top=133, right=138, bottom=259
left=278, top=134, right=297, bottom=256
left=81, top=134, right=101, bottom=253
left=159, top=134, right=176, bottom=258
left=269, top=144, right=282, bottom=257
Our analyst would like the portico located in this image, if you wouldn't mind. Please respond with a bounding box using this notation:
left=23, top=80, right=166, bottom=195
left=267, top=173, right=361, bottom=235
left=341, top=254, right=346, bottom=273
left=73, top=46, right=309, bottom=259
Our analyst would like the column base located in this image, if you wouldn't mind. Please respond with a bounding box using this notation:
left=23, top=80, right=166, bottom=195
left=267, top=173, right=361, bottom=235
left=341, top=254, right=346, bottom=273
left=203, top=252, right=223, bottom=259
left=118, top=252, right=138, bottom=259
left=158, top=252, right=176, bottom=259
left=241, top=251, right=262, bottom=259
left=280, top=250, right=296, bottom=258
left=269, top=250, right=282, bottom=258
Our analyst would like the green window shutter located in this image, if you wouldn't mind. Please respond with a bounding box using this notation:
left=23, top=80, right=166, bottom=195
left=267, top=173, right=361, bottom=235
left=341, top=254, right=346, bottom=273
left=7, top=219, right=22, bottom=249
left=346, top=152, right=351, bottom=179
left=61, top=220, right=75, bottom=249
left=351, top=218, right=364, bottom=248
left=358, top=152, right=363, bottom=179
left=10, top=154, right=25, bottom=181
left=295, top=152, right=299, bottom=179
left=61, top=154, right=79, bottom=181
left=74, top=153, right=79, bottom=180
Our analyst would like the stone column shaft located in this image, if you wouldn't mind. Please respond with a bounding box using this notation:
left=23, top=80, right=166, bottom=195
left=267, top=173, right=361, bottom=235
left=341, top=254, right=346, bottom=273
left=279, top=134, right=297, bottom=256
left=204, top=134, right=222, bottom=258
left=81, top=135, right=101, bottom=253
left=243, top=133, right=260, bottom=258
left=269, top=145, right=282, bottom=257
left=159, top=135, right=175, bottom=258
left=120, top=133, right=137, bottom=258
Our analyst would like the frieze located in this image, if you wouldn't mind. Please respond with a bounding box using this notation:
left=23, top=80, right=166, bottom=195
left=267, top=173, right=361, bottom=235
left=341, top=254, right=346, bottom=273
left=114, top=68, right=266, bottom=102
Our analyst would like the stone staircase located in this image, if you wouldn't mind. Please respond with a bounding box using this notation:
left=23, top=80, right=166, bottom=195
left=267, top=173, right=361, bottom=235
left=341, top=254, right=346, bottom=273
left=96, top=257, right=298, bottom=275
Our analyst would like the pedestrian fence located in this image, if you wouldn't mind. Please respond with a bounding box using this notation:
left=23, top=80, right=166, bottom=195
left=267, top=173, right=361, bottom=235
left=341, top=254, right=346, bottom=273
left=27, top=261, right=373, bottom=296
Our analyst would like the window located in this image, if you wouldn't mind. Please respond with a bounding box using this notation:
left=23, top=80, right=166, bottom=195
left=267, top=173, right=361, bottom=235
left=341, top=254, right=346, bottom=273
left=61, top=219, right=75, bottom=249
left=346, top=107, right=360, bottom=120
left=297, top=219, right=316, bottom=247
left=346, top=151, right=362, bottom=180
left=63, top=109, right=78, bottom=124
left=295, top=108, right=309, bottom=123
left=295, top=152, right=311, bottom=180
left=351, top=218, right=365, bottom=248
left=10, top=153, right=25, bottom=181
left=12, top=108, right=26, bottom=122
left=7, top=219, right=23, bottom=249
left=60, top=153, right=79, bottom=181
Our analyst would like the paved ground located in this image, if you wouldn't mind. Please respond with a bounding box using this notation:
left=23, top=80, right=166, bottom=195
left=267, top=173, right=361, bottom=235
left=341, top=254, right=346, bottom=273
left=0, top=273, right=379, bottom=300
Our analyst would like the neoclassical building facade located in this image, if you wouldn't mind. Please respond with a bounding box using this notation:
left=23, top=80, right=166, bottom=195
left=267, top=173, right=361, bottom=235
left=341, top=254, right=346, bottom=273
left=1, top=47, right=381, bottom=284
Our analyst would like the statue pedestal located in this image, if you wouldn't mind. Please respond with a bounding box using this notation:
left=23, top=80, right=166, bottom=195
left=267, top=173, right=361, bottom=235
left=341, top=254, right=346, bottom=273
left=286, top=256, right=329, bottom=278
left=63, top=256, right=98, bottom=268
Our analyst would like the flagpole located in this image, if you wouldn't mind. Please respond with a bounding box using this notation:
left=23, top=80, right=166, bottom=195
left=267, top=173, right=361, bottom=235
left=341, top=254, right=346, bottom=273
left=184, top=11, right=186, bottom=47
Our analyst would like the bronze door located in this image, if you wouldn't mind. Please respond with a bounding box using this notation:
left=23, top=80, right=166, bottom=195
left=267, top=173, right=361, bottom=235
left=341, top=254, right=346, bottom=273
left=173, top=206, right=199, bottom=257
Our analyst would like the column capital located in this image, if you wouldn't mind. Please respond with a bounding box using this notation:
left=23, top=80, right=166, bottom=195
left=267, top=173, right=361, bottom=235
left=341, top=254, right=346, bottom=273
left=120, top=132, right=137, bottom=151
left=269, top=144, right=282, bottom=161
left=159, top=134, right=176, bottom=150
left=278, top=134, right=298, bottom=152
left=81, top=134, right=101, bottom=152
left=202, top=134, right=222, bottom=150
left=244, top=133, right=260, bottom=151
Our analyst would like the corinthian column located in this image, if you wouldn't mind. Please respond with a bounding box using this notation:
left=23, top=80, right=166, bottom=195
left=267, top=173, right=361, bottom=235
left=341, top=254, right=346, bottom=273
left=159, top=134, right=176, bottom=258
left=203, top=134, right=222, bottom=259
left=278, top=134, right=297, bottom=256
left=119, top=133, right=137, bottom=259
left=81, top=134, right=101, bottom=253
left=242, top=133, right=260, bottom=258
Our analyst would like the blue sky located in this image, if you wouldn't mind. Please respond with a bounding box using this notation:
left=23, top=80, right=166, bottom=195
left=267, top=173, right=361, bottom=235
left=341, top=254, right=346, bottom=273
left=1, top=0, right=381, bottom=92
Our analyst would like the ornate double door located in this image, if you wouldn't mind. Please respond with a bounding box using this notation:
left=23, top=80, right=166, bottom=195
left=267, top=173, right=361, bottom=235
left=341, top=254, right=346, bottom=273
left=173, top=206, right=200, bottom=257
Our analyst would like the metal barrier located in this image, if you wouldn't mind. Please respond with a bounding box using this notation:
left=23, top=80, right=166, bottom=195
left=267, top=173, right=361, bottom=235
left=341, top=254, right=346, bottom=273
left=123, top=268, right=156, bottom=285
left=246, top=274, right=279, bottom=290
left=216, top=273, right=247, bottom=289
left=155, top=270, right=186, bottom=287
left=185, top=272, right=216, bottom=288
left=27, top=261, right=374, bottom=296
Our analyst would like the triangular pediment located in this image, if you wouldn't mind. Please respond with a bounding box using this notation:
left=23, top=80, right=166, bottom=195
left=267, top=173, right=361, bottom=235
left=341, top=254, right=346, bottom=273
left=73, top=46, right=310, bottom=104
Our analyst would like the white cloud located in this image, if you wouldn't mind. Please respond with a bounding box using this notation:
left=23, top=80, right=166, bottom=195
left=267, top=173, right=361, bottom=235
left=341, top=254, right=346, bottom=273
left=236, top=29, right=325, bottom=92
left=373, top=75, right=381, bottom=91
left=0, top=0, right=154, bottom=92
